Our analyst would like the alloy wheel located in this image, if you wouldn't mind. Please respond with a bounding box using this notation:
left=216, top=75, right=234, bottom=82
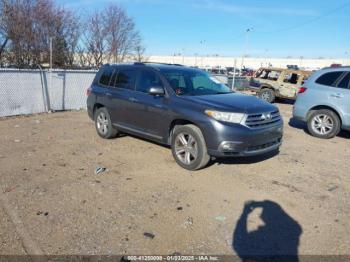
left=96, top=112, right=109, bottom=135
left=174, top=132, right=198, bottom=165
left=260, top=90, right=271, bottom=102
left=311, top=114, right=334, bottom=136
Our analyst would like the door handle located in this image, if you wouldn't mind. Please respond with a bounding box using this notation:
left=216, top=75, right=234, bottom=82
left=105, top=92, right=112, bottom=96
left=128, top=97, right=138, bottom=102
left=330, top=93, right=344, bottom=98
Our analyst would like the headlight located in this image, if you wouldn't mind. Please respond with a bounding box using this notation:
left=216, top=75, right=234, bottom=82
left=205, top=110, right=245, bottom=124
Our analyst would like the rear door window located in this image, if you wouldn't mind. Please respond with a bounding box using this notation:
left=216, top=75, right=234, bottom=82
left=114, top=68, right=137, bottom=90
left=315, top=71, right=344, bottom=86
left=109, top=67, right=118, bottom=87
left=99, top=66, right=114, bottom=86
left=267, top=71, right=280, bottom=81
left=337, top=73, right=350, bottom=89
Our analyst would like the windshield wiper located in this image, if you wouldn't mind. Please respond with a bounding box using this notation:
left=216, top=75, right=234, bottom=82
left=215, top=91, right=232, bottom=95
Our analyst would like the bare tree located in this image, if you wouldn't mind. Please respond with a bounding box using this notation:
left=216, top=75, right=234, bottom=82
left=104, top=4, right=140, bottom=63
left=0, top=1, right=145, bottom=68
left=82, top=11, right=108, bottom=67
left=62, top=10, right=81, bottom=68
left=0, top=0, right=81, bottom=68
left=0, top=0, right=10, bottom=64
left=134, top=41, right=147, bottom=62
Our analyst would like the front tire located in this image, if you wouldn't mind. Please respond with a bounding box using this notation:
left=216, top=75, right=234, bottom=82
left=258, top=88, right=275, bottom=103
left=171, top=124, right=210, bottom=171
left=307, top=109, right=340, bottom=139
left=94, top=107, right=118, bottom=139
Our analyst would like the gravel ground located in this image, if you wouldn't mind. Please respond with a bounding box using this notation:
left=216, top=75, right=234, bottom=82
left=0, top=103, right=349, bottom=256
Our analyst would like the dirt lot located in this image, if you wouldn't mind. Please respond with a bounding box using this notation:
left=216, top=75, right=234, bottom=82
left=0, top=103, right=349, bottom=257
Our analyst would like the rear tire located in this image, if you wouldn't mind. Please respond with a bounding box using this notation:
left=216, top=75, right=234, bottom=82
left=307, top=109, right=340, bottom=139
left=94, top=107, right=118, bottom=139
left=171, top=124, right=210, bottom=171
left=258, top=88, right=275, bottom=103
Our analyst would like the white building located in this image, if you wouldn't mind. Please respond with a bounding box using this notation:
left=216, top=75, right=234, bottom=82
left=148, top=55, right=350, bottom=70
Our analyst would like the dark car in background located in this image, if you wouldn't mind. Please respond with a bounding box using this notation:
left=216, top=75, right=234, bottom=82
left=87, top=63, right=283, bottom=170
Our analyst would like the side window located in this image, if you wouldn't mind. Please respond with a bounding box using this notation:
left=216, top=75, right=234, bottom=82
left=257, top=70, right=269, bottom=79
left=315, top=71, right=344, bottom=86
left=109, top=67, right=118, bottom=87
left=136, top=70, right=163, bottom=93
left=337, top=73, right=350, bottom=89
left=267, top=71, right=280, bottom=81
left=164, top=73, right=186, bottom=89
left=99, top=66, right=114, bottom=86
left=115, top=69, right=137, bottom=90
left=283, top=73, right=299, bottom=84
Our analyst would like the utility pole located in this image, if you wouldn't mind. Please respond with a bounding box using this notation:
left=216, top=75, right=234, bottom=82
left=240, top=28, right=253, bottom=76
left=49, top=37, right=53, bottom=104
left=231, top=59, right=237, bottom=90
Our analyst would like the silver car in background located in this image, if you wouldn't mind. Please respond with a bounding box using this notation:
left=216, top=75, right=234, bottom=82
left=293, top=66, right=350, bottom=139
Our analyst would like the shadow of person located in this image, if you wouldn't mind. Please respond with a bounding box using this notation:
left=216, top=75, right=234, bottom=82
left=233, top=200, right=302, bottom=262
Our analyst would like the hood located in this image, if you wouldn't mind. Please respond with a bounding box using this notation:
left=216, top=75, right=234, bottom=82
left=181, top=93, right=277, bottom=114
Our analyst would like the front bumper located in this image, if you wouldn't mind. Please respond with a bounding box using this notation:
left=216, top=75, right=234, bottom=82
left=205, top=120, right=283, bottom=157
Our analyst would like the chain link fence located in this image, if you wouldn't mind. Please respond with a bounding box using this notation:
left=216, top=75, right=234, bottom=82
left=0, top=69, right=97, bottom=117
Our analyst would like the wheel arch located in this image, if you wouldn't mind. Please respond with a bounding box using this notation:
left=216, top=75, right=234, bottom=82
left=307, top=105, right=343, bottom=125
left=167, top=119, right=198, bottom=145
left=93, top=103, right=105, bottom=117
left=260, top=84, right=276, bottom=91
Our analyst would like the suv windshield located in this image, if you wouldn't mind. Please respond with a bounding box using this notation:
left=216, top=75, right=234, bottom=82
left=160, top=68, right=232, bottom=96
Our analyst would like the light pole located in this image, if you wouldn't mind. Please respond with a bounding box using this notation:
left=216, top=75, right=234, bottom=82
left=240, top=28, right=253, bottom=76
left=299, top=56, right=304, bottom=68
left=200, top=40, right=206, bottom=68
left=182, top=48, right=185, bottom=64
left=194, top=53, right=198, bottom=67
left=265, top=49, right=269, bottom=67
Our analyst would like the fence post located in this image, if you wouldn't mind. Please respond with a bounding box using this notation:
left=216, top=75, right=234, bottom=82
left=37, top=65, right=51, bottom=112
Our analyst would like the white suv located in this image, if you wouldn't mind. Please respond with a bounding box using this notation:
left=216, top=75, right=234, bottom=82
left=293, top=66, right=350, bottom=139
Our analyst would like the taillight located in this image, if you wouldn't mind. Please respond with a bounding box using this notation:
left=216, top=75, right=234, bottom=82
left=86, top=87, right=92, bottom=96
left=298, top=87, right=307, bottom=94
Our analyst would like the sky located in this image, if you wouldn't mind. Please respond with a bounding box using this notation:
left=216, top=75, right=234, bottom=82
left=58, top=0, right=350, bottom=58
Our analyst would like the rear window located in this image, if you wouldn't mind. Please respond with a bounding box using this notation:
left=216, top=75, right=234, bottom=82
left=283, top=73, right=299, bottom=84
left=256, top=70, right=280, bottom=81
left=99, top=66, right=114, bottom=86
left=337, top=73, right=350, bottom=89
left=315, top=71, right=343, bottom=86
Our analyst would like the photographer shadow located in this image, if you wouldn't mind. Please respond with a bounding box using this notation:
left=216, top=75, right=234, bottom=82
left=233, top=200, right=302, bottom=262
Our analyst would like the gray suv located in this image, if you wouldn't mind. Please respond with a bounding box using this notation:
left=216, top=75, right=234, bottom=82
left=87, top=63, right=283, bottom=170
left=293, top=66, right=350, bottom=139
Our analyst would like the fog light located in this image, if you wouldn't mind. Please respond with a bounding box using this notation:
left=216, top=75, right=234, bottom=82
left=219, top=141, right=240, bottom=152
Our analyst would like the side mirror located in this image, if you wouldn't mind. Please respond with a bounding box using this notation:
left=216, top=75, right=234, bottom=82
left=149, top=87, right=165, bottom=96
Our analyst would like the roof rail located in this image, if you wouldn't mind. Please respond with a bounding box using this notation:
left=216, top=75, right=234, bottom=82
left=142, top=62, right=184, bottom=67
left=133, top=62, right=145, bottom=66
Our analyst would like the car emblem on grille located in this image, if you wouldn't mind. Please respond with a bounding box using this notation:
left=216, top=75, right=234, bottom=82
left=261, top=113, right=272, bottom=120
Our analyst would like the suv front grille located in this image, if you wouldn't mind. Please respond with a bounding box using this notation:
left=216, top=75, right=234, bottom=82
left=244, top=110, right=281, bottom=128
